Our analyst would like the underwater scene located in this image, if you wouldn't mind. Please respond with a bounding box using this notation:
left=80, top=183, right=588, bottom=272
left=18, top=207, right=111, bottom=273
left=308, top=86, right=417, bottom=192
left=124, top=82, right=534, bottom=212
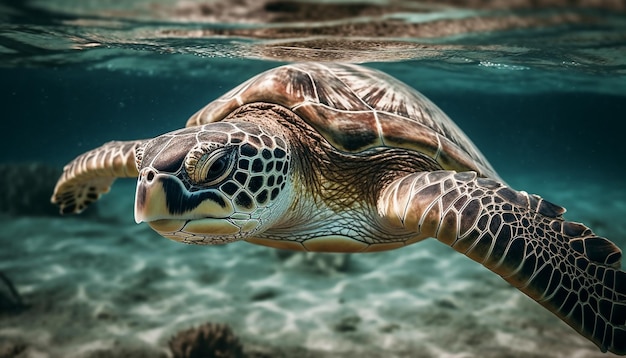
left=1, top=1, right=626, bottom=357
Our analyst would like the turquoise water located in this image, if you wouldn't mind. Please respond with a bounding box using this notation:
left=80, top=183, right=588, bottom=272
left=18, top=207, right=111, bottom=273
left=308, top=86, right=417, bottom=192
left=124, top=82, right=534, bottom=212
left=1, top=1, right=626, bottom=357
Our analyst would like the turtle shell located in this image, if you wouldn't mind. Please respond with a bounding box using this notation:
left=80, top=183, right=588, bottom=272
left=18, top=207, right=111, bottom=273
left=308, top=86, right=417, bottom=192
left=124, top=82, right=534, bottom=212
left=187, top=63, right=498, bottom=179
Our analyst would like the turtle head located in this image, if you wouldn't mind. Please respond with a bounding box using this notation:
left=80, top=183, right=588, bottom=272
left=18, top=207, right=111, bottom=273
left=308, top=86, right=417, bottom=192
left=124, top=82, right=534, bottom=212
left=133, top=121, right=292, bottom=244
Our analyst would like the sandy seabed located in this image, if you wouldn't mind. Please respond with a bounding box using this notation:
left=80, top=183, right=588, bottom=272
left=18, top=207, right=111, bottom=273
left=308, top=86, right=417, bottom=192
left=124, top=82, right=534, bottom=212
left=0, top=174, right=625, bottom=358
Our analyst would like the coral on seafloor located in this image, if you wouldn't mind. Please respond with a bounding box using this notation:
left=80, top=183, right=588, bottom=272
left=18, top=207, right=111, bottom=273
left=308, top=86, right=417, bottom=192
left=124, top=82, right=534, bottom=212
left=169, top=322, right=244, bottom=358
left=0, top=163, right=62, bottom=216
left=0, top=272, right=27, bottom=313
left=0, top=338, right=27, bottom=358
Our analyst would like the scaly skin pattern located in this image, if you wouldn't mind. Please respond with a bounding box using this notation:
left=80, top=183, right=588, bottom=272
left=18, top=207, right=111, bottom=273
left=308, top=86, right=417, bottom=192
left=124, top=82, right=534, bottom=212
left=378, top=170, right=625, bottom=354
left=133, top=119, right=294, bottom=244
left=51, top=140, right=143, bottom=214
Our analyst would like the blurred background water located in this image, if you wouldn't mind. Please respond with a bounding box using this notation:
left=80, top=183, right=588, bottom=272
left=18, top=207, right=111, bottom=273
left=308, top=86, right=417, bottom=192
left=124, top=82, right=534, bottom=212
left=1, top=1, right=626, bottom=357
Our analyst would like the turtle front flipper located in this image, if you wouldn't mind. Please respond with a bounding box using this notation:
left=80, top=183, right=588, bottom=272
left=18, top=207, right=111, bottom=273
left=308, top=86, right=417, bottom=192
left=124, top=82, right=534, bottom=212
left=378, top=171, right=625, bottom=354
left=51, top=140, right=144, bottom=214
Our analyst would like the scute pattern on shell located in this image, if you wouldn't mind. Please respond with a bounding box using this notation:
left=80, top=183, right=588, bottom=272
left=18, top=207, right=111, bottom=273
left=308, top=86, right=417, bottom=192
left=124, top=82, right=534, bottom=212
left=187, top=63, right=499, bottom=180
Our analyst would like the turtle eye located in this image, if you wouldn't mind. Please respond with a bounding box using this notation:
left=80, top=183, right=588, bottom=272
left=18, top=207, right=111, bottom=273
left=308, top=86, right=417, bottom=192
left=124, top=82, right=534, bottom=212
left=186, top=147, right=235, bottom=186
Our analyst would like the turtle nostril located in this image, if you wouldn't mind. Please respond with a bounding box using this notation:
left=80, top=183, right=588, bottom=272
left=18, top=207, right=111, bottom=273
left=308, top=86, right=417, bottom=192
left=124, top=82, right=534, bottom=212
left=146, top=170, right=155, bottom=182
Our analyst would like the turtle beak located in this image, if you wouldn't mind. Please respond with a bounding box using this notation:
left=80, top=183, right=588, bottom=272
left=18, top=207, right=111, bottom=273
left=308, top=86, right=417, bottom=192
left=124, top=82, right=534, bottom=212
left=134, top=168, right=235, bottom=225
left=134, top=168, right=171, bottom=224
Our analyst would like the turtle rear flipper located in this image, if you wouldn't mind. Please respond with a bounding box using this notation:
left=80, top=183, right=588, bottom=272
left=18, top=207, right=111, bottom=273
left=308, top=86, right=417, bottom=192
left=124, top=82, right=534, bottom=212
left=378, top=171, right=625, bottom=355
left=51, top=140, right=144, bottom=214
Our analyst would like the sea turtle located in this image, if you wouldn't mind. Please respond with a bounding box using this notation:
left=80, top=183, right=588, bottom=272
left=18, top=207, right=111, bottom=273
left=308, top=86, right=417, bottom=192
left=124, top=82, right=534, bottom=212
left=51, top=63, right=625, bottom=354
